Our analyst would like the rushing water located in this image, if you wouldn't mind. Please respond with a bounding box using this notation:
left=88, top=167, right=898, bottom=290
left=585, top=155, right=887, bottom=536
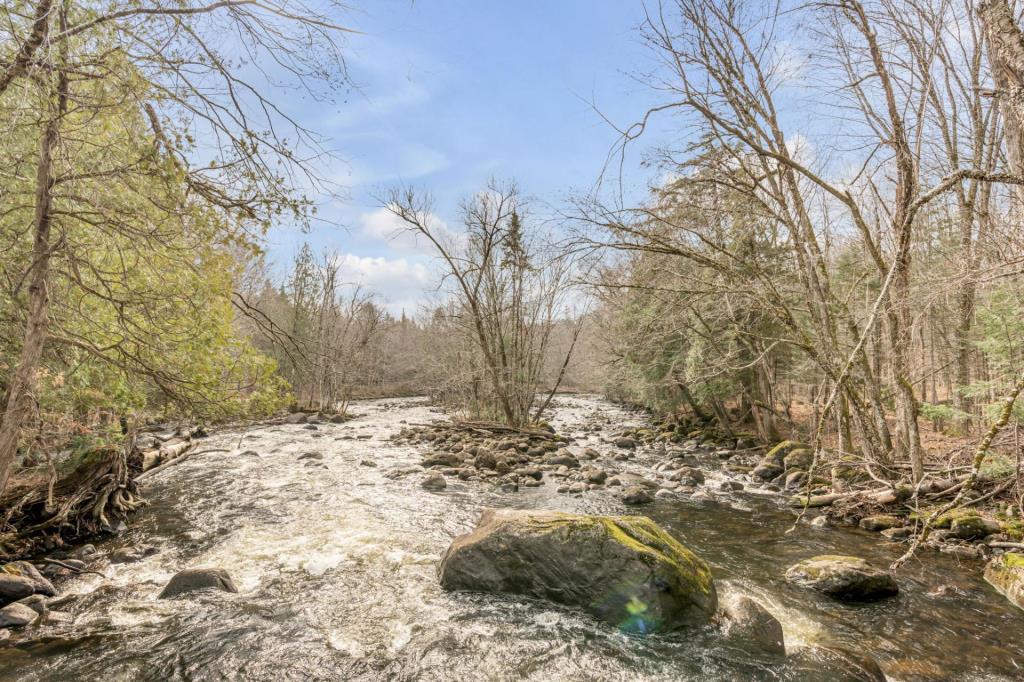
left=1, top=396, right=1022, bottom=681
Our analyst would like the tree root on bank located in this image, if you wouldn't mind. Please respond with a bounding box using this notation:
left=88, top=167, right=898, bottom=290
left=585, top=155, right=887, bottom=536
left=0, top=436, right=142, bottom=559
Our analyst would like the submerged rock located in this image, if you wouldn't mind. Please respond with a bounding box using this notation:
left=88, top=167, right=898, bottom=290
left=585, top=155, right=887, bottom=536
left=439, top=510, right=716, bottom=633
left=880, top=526, right=913, bottom=541
left=110, top=546, right=158, bottom=564
left=158, top=568, right=238, bottom=599
left=786, top=645, right=887, bottom=681
left=721, top=596, right=785, bottom=655
left=785, top=555, right=898, bottom=601
left=984, top=552, right=1024, bottom=610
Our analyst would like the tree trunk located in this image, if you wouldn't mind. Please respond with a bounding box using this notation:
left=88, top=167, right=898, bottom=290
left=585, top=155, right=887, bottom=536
left=980, top=0, right=1024, bottom=205
left=0, top=11, right=60, bottom=496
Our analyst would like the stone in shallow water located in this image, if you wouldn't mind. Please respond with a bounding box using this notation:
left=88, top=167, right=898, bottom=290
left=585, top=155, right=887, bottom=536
left=0, top=575, right=36, bottom=607
left=0, top=603, right=38, bottom=628
left=420, top=472, right=447, bottom=491
left=3, top=561, right=55, bottom=597
left=785, top=555, right=898, bottom=601
left=984, top=552, right=1024, bottom=610
left=438, top=509, right=717, bottom=633
left=859, top=515, right=903, bottom=532
left=721, top=596, right=785, bottom=655
left=158, top=568, right=238, bottom=599
left=621, top=486, right=653, bottom=505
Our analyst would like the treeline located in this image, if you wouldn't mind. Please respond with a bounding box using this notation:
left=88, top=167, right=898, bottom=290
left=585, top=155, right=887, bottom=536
left=579, top=0, right=1024, bottom=484
left=0, top=0, right=351, bottom=500
left=241, top=222, right=592, bottom=421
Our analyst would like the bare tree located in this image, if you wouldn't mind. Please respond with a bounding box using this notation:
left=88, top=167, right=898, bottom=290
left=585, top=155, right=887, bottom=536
left=384, top=181, right=578, bottom=427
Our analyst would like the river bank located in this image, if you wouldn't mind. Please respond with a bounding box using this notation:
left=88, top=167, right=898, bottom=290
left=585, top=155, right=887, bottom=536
left=0, top=395, right=1021, bottom=680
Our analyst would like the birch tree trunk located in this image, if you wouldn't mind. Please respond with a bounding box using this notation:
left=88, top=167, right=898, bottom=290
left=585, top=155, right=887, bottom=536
left=981, top=0, right=1024, bottom=198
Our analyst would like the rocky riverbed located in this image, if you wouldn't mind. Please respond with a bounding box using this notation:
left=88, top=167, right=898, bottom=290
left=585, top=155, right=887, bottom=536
left=0, top=395, right=1022, bottom=680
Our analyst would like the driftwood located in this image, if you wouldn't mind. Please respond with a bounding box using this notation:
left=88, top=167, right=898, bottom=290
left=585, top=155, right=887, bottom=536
left=450, top=419, right=561, bottom=440
left=136, top=448, right=228, bottom=481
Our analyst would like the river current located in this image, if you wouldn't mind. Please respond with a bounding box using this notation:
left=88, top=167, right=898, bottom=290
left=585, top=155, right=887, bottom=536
left=1, top=395, right=1021, bottom=681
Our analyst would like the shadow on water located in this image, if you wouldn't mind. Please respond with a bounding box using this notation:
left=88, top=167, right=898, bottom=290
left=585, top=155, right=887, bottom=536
left=1, top=396, right=1021, bottom=681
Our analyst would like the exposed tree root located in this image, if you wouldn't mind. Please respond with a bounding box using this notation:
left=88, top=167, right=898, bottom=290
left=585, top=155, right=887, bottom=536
left=0, top=435, right=142, bottom=559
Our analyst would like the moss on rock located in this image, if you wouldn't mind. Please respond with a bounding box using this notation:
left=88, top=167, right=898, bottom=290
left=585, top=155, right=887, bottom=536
left=984, top=553, right=1024, bottom=610
left=438, top=509, right=717, bottom=633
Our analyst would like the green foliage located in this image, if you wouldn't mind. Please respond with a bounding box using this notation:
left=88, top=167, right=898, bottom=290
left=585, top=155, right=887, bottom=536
left=0, top=17, right=294, bottom=434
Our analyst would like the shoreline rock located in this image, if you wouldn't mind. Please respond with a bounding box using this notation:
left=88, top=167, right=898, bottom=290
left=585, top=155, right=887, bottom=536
left=158, top=567, right=238, bottom=599
left=785, top=555, right=898, bottom=601
left=983, top=552, right=1024, bottom=610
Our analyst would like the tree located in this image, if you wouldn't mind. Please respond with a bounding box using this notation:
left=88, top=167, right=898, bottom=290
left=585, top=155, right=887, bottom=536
left=0, top=0, right=353, bottom=495
left=384, top=180, right=579, bottom=426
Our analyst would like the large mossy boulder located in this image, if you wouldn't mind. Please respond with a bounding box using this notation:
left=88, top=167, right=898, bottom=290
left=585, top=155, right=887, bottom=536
left=782, top=448, right=814, bottom=471
left=764, top=441, right=808, bottom=467
left=984, top=552, right=1024, bottom=609
left=753, top=441, right=808, bottom=481
left=438, top=509, right=717, bottom=633
left=785, top=555, right=898, bottom=601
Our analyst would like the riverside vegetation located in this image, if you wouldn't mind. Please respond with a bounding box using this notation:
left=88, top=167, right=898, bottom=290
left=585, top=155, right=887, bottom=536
left=3, top=0, right=1024, bottom=680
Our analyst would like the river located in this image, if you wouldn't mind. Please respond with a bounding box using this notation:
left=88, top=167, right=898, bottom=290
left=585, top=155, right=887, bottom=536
left=1, top=395, right=1021, bottom=681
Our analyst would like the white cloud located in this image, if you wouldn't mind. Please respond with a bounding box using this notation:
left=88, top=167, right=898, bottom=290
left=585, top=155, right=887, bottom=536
left=334, top=253, right=437, bottom=315
left=356, top=206, right=462, bottom=253
left=785, top=132, right=816, bottom=166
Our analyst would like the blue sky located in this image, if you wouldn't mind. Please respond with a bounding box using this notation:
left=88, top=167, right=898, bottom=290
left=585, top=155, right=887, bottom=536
left=263, top=1, right=671, bottom=314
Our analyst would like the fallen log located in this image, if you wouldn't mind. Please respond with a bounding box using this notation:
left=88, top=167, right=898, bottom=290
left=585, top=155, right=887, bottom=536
left=788, top=487, right=910, bottom=509
left=136, top=448, right=229, bottom=482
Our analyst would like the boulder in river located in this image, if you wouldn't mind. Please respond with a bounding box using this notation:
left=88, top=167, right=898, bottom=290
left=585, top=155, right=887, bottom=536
left=859, top=515, right=903, bottom=532
left=438, top=509, right=717, bottom=633
left=782, top=448, right=814, bottom=471
left=0, top=575, right=35, bottom=607
left=3, top=561, right=56, bottom=597
left=0, top=602, right=38, bottom=628
left=754, top=441, right=808, bottom=481
left=984, top=552, right=1024, bottom=610
left=785, top=555, right=898, bottom=601
left=621, top=486, right=653, bottom=505
left=158, top=567, right=238, bottom=599
left=16, top=594, right=47, bottom=615
left=421, top=472, right=447, bottom=491
left=721, top=596, right=785, bottom=655
left=614, top=437, right=638, bottom=450
left=422, top=452, right=463, bottom=468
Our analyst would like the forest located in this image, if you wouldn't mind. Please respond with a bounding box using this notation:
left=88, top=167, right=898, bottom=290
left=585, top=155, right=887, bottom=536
left=2, top=0, right=1024, bottom=680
